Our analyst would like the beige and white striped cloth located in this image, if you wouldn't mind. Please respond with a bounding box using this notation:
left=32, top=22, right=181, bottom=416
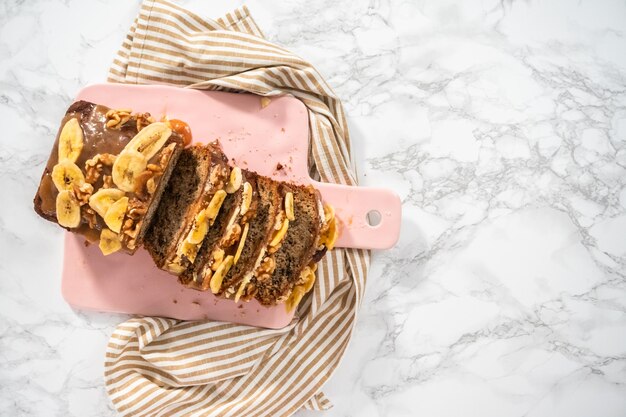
left=105, top=1, right=370, bottom=415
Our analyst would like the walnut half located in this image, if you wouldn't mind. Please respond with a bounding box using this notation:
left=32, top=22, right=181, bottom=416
left=72, top=182, right=93, bottom=206
left=119, top=198, right=147, bottom=249
left=105, top=109, right=132, bottom=129
left=85, top=153, right=116, bottom=185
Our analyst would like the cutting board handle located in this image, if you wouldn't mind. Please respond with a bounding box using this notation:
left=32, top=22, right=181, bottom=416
left=314, top=182, right=401, bottom=250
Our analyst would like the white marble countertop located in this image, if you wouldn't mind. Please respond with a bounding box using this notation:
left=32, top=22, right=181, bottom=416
left=2, top=0, right=626, bottom=416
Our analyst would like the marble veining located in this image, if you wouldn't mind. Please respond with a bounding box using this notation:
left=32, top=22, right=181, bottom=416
left=1, top=0, right=626, bottom=416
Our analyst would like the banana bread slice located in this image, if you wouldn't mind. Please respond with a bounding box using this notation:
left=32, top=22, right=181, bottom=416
left=185, top=172, right=281, bottom=297
left=143, top=143, right=231, bottom=272
left=179, top=172, right=248, bottom=290
left=245, top=184, right=322, bottom=305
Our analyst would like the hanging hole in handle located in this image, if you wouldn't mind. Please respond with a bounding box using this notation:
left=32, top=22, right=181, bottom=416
left=366, top=210, right=382, bottom=227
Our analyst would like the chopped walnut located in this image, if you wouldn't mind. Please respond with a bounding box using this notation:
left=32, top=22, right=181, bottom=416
left=242, top=283, right=258, bottom=300
left=121, top=217, right=141, bottom=250
left=128, top=205, right=147, bottom=219
left=122, top=218, right=133, bottom=231
left=241, top=199, right=257, bottom=224
left=106, top=109, right=132, bottom=129
left=82, top=207, right=98, bottom=229
left=85, top=153, right=116, bottom=168
left=127, top=199, right=147, bottom=217
left=255, top=256, right=276, bottom=276
left=102, top=175, right=114, bottom=189
left=85, top=154, right=116, bottom=184
left=119, top=199, right=147, bottom=249
left=199, top=270, right=213, bottom=290
left=72, top=183, right=93, bottom=206
left=220, top=223, right=242, bottom=248
left=123, top=222, right=141, bottom=239
left=134, top=112, right=155, bottom=131
left=85, top=166, right=100, bottom=184
left=256, top=273, right=271, bottom=283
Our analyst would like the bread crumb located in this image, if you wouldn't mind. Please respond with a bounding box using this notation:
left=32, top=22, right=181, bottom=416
left=173, top=299, right=178, bottom=304
left=238, top=304, right=244, bottom=309
left=281, top=127, right=285, bottom=133
left=276, top=163, right=284, bottom=171
left=260, top=97, right=271, bottom=109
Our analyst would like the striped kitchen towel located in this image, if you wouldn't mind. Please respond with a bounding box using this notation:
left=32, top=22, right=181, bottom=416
left=105, top=1, right=370, bottom=416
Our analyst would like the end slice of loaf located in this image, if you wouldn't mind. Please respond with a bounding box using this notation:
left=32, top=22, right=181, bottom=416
left=252, top=184, right=322, bottom=305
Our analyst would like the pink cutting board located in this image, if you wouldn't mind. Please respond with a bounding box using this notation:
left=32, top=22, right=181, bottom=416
left=62, top=83, right=401, bottom=329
